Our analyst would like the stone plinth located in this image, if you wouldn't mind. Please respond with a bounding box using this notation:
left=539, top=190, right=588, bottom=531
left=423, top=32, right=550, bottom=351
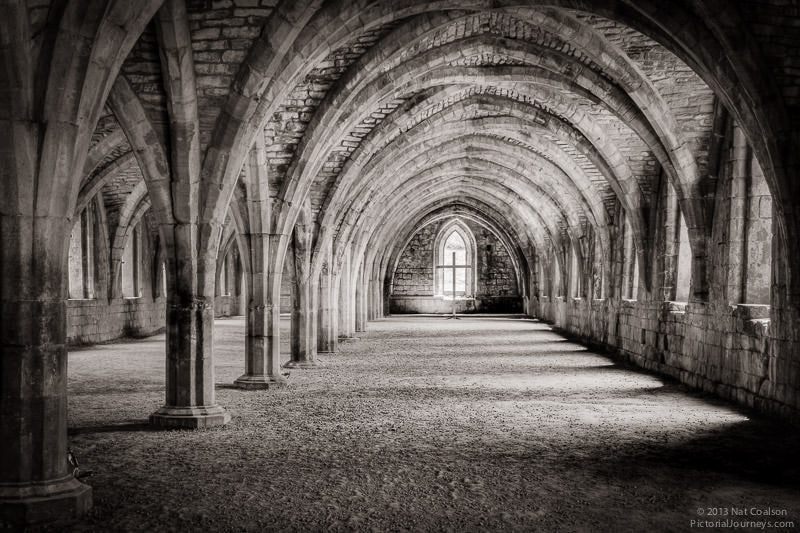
left=0, top=476, right=92, bottom=527
left=233, top=374, right=287, bottom=390
left=149, top=405, right=231, bottom=428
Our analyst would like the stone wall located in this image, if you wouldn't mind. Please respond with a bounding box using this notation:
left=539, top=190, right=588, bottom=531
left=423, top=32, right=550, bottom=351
left=67, top=297, right=167, bottom=345
left=67, top=210, right=168, bottom=344
left=538, top=296, right=781, bottom=414
left=392, top=224, right=436, bottom=295
left=533, top=121, right=795, bottom=421
left=390, top=217, right=521, bottom=313
left=215, top=295, right=244, bottom=317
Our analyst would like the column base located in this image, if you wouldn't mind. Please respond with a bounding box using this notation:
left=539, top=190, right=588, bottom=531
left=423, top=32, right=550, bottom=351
left=233, top=374, right=287, bottom=390
left=0, top=475, right=92, bottom=527
left=149, top=405, right=231, bottom=429
left=283, top=359, right=321, bottom=369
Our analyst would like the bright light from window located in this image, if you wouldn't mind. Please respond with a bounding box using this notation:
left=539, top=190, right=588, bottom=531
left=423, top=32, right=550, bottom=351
left=442, top=231, right=467, bottom=296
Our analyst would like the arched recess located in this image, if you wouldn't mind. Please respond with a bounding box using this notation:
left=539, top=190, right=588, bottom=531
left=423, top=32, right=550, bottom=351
left=225, top=193, right=252, bottom=286
left=355, top=178, right=547, bottom=276
left=348, top=178, right=550, bottom=280
left=215, top=210, right=249, bottom=304
left=382, top=204, right=530, bottom=302
left=109, top=182, right=152, bottom=300
left=327, top=169, right=567, bottom=296
left=215, top=195, right=251, bottom=302
left=431, top=219, right=478, bottom=298
left=357, top=194, right=538, bottom=318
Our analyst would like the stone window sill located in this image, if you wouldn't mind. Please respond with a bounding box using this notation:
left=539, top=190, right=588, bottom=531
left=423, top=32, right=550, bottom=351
left=732, top=303, right=770, bottom=321
left=664, top=301, right=688, bottom=314
left=732, top=304, right=770, bottom=336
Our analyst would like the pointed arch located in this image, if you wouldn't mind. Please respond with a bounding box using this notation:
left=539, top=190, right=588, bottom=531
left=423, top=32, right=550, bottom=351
left=433, top=219, right=478, bottom=299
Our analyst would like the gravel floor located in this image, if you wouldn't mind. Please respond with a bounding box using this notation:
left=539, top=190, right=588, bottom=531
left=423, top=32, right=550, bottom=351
left=52, top=315, right=800, bottom=532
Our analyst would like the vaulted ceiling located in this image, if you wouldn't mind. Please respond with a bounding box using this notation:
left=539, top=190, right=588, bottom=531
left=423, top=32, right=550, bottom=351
left=76, top=0, right=795, bottom=296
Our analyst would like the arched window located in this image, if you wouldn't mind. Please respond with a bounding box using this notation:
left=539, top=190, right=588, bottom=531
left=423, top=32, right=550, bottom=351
left=220, top=252, right=230, bottom=296
left=552, top=252, right=562, bottom=297
left=622, top=218, right=639, bottom=300
left=122, top=222, right=141, bottom=298
left=675, top=211, right=692, bottom=302
left=594, top=233, right=605, bottom=299
left=68, top=206, right=95, bottom=299
left=569, top=241, right=580, bottom=298
left=161, top=262, right=167, bottom=297
left=727, top=126, right=772, bottom=305
left=434, top=221, right=476, bottom=299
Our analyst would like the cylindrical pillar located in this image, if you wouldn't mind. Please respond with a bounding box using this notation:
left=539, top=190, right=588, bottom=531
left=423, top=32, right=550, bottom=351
left=151, top=223, right=231, bottom=426
left=235, top=233, right=287, bottom=389
left=317, top=260, right=337, bottom=353
left=0, top=216, right=92, bottom=524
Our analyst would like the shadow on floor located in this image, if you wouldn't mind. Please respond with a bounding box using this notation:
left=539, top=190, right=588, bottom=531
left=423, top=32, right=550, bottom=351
left=581, top=418, right=800, bottom=490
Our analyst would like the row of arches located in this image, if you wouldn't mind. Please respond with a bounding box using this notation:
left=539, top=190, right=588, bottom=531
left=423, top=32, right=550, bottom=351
left=1, top=0, right=798, bottom=526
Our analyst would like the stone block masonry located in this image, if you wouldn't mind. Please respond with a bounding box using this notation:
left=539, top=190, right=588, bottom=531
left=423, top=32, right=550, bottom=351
left=391, top=217, right=520, bottom=313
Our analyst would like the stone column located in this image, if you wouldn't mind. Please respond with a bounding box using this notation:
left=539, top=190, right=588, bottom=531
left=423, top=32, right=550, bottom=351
left=338, top=247, right=355, bottom=339
left=372, top=274, right=384, bottom=319
left=0, top=216, right=92, bottom=525
left=317, top=245, right=337, bottom=353
left=235, top=232, right=287, bottom=389
left=367, top=279, right=380, bottom=320
left=527, top=259, right=537, bottom=317
left=238, top=268, right=247, bottom=317
left=233, top=140, right=286, bottom=388
left=150, top=223, right=230, bottom=428
left=287, top=225, right=318, bottom=368
left=383, top=276, right=392, bottom=316
left=354, top=264, right=367, bottom=333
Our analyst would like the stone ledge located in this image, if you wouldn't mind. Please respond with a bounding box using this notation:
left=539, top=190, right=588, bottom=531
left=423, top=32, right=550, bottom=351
left=664, top=300, right=688, bottom=314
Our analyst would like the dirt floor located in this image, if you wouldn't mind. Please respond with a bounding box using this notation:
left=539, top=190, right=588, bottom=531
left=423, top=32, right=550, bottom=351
left=50, top=315, right=800, bottom=532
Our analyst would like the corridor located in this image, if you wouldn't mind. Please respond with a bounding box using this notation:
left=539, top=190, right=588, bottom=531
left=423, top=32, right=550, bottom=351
left=62, top=317, right=799, bottom=532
